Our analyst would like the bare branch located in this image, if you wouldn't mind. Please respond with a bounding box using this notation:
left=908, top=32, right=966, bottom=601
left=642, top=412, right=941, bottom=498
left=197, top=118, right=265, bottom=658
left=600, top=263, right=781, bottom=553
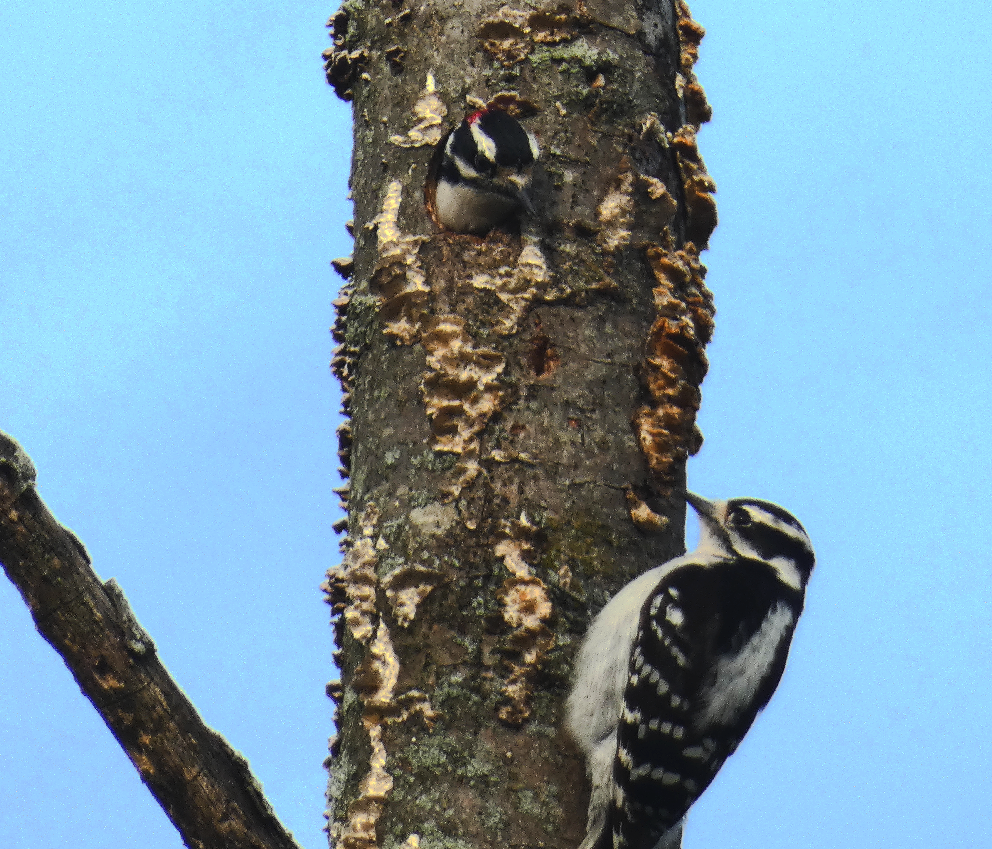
left=0, top=430, right=301, bottom=849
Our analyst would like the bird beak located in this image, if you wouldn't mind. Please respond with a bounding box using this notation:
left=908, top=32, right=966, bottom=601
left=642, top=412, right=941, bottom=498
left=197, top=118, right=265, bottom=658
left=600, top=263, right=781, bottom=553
left=685, top=491, right=731, bottom=552
left=505, top=172, right=535, bottom=216
left=685, top=491, right=719, bottom=520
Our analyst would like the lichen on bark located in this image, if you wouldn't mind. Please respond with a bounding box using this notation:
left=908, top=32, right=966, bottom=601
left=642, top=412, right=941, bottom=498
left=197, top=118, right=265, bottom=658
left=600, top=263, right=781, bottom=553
left=322, top=2, right=717, bottom=848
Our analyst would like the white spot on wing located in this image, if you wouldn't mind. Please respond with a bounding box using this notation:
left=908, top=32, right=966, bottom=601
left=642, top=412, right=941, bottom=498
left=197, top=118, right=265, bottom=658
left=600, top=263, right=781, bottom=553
left=630, top=762, right=654, bottom=780
left=660, top=632, right=688, bottom=667
left=622, top=705, right=643, bottom=726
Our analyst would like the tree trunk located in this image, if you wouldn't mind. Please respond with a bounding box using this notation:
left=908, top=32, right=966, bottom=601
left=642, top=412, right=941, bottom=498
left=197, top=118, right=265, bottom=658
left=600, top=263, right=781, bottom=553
left=322, top=2, right=716, bottom=849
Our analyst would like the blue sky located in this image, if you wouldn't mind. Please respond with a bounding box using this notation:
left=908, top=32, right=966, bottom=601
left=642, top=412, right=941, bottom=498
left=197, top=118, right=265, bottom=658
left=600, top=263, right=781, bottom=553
left=1, top=1, right=990, bottom=848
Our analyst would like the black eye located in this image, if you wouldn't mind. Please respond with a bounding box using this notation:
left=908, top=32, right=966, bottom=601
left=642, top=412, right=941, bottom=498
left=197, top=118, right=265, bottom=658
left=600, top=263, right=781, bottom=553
left=730, top=508, right=751, bottom=527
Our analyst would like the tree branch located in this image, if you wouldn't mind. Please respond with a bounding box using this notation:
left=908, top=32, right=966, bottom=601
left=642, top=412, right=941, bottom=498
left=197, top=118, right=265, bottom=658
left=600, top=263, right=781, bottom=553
left=0, top=431, right=301, bottom=849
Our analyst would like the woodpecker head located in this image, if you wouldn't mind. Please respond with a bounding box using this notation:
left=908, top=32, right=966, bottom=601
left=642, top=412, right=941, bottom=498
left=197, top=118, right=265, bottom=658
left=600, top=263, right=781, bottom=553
left=431, top=107, right=540, bottom=234
left=686, top=492, right=815, bottom=592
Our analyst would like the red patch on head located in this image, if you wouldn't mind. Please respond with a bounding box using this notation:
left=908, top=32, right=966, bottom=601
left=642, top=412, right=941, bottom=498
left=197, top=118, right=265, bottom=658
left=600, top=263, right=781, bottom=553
left=467, top=109, right=486, bottom=124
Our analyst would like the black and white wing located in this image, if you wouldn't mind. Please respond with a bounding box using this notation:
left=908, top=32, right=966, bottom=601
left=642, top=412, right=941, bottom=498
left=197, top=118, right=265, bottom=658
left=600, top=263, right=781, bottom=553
left=607, top=560, right=803, bottom=849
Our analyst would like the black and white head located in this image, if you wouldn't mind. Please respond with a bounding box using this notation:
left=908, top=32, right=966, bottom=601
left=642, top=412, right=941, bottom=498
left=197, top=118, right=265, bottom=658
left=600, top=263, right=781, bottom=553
left=686, top=491, right=815, bottom=594
left=433, top=107, right=540, bottom=234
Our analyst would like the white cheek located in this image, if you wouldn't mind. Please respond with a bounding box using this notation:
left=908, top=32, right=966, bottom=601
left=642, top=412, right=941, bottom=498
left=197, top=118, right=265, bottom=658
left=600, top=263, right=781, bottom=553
left=770, top=556, right=803, bottom=591
left=731, top=538, right=804, bottom=592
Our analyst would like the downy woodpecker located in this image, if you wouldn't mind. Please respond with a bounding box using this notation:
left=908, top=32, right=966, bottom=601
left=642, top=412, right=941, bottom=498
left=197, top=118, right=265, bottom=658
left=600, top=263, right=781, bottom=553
left=432, top=107, right=539, bottom=234
left=567, top=493, right=815, bottom=849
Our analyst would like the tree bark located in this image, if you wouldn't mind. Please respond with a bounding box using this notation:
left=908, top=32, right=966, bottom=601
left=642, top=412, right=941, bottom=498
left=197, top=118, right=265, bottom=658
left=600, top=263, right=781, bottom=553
left=322, top=2, right=716, bottom=849
left=0, top=431, right=301, bottom=849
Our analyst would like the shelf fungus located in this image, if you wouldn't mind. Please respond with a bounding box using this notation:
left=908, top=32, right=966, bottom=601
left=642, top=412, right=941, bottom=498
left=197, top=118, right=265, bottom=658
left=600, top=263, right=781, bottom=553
left=323, top=503, right=382, bottom=644
left=478, top=7, right=581, bottom=66
left=470, top=240, right=550, bottom=335
left=383, top=564, right=443, bottom=627
left=323, top=9, right=366, bottom=102
left=596, top=154, right=680, bottom=251
left=336, top=722, right=392, bottom=849
left=672, top=126, right=718, bottom=249
left=495, top=514, right=553, bottom=726
left=335, top=617, right=437, bottom=849
left=634, top=244, right=715, bottom=495
left=325, top=504, right=437, bottom=849
left=671, top=1, right=717, bottom=246
left=388, top=74, right=448, bottom=149
left=625, top=488, right=669, bottom=533
left=596, top=166, right=637, bottom=252
left=369, top=181, right=429, bottom=345
left=674, top=0, right=713, bottom=128
left=421, top=315, right=506, bottom=454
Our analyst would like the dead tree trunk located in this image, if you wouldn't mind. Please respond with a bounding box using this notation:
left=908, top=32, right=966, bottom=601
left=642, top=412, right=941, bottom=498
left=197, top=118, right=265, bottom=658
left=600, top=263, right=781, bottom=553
left=322, top=2, right=717, bottom=849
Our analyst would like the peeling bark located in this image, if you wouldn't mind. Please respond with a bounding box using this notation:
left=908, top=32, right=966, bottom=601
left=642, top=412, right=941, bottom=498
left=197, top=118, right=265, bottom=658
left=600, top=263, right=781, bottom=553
left=323, top=2, right=716, bottom=849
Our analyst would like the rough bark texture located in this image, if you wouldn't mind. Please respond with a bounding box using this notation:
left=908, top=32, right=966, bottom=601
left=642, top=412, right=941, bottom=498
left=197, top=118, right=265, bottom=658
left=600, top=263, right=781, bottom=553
left=322, top=3, right=716, bottom=849
left=0, top=431, right=301, bottom=849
